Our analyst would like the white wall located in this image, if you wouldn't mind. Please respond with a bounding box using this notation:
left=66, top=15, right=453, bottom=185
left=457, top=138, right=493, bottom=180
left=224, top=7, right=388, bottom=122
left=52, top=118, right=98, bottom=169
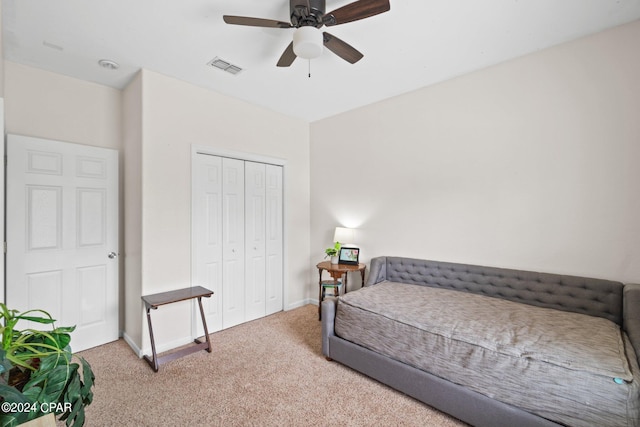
left=310, top=20, right=640, bottom=285
left=127, top=70, right=311, bottom=353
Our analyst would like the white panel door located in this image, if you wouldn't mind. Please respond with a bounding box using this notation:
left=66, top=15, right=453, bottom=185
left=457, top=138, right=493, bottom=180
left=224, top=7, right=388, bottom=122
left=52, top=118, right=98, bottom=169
left=245, top=162, right=266, bottom=322
left=265, top=165, right=284, bottom=315
left=192, top=154, right=223, bottom=333
left=6, top=135, right=119, bottom=352
left=222, top=158, right=245, bottom=329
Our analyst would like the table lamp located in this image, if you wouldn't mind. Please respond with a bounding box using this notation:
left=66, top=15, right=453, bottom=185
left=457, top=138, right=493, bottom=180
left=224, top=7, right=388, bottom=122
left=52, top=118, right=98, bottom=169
left=334, top=227, right=356, bottom=247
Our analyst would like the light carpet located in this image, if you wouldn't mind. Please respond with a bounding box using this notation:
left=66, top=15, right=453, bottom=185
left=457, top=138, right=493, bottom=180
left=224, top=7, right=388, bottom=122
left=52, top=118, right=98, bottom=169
left=78, top=304, right=467, bottom=426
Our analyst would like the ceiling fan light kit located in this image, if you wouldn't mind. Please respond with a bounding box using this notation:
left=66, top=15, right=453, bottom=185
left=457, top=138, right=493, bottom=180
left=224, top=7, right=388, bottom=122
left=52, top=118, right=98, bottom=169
left=223, top=0, right=390, bottom=67
left=293, top=27, right=323, bottom=59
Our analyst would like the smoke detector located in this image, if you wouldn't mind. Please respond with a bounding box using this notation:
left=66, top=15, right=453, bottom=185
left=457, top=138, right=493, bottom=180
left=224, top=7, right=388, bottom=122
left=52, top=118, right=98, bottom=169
left=98, top=59, right=119, bottom=70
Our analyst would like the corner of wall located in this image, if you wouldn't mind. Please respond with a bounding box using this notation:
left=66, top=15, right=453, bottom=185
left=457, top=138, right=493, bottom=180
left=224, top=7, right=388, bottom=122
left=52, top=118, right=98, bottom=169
left=1, top=0, right=5, bottom=304
left=0, top=99, right=5, bottom=305
left=122, top=71, right=144, bottom=349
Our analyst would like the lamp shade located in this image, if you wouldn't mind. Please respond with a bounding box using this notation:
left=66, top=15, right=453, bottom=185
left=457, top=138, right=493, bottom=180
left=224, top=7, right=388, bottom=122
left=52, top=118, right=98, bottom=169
left=293, top=26, right=323, bottom=59
left=333, top=227, right=355, bottom=246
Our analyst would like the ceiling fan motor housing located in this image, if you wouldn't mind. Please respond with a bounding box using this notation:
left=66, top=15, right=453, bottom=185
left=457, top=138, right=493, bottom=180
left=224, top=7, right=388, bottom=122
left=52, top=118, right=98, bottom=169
left=290, top=0, right=326, bottom=27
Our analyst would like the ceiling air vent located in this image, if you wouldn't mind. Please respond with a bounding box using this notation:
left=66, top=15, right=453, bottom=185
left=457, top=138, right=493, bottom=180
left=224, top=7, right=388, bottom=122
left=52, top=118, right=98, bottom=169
left=207, top=57, right=243, bottom=75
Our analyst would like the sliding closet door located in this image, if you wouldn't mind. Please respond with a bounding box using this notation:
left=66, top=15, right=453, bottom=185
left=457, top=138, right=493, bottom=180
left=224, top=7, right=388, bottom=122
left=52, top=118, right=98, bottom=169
left=245, top=162, right=267, bottom=321
left=222, top=158, right=245, bottom=329
left=193, top=151, right=283, bottom=334
left=265, top=165, right=283, bottom=315
left=192, top=154, right=223, bottom=332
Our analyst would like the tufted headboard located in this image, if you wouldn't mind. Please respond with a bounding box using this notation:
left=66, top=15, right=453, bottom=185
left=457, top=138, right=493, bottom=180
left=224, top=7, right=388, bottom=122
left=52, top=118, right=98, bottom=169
left=366, top=256, right=624, bottom=326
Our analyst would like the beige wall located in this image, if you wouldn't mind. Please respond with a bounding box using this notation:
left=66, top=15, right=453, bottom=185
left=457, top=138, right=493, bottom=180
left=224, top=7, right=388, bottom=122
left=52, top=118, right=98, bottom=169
left=1, top=2, right=4, bottom=304
left=127, top=70, right=311, bottom=352
left=0, top=98, right=4, bottom=304
left=0, top=2, right=4, bottom=98
left=3, top=61, right=124, bottom=311
left=310, top=20, right=640, bottom=285
left=122, top=72, right=144, bottom=348
left=0, top=1, right=4, bottom=97
left=4, top=62, right=122, bottom=149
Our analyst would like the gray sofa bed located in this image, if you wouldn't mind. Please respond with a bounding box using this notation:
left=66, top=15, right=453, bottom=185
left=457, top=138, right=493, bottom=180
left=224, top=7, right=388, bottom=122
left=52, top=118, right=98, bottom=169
left=321, top=256, right=640, bottom=427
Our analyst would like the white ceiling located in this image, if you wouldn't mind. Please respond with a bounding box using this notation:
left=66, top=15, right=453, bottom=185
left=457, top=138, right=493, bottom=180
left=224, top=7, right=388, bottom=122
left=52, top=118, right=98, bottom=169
left=3, top=0, right=640, bottom=122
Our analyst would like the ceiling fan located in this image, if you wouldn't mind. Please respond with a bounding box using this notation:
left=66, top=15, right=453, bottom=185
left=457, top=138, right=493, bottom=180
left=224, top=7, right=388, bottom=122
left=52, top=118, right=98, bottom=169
left=223, top=0, right=391, bottom=67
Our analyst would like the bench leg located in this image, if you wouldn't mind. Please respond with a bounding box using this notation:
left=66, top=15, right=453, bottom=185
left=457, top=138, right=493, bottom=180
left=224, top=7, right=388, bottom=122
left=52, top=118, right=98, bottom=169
left=143, top=307, right=160, bottom=372
left=196, top=297, right=212, bottom=353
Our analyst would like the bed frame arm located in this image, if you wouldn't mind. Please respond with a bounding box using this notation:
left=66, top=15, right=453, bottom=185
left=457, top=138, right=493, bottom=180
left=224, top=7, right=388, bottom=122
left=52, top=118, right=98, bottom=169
left=623, top=284, right=640, bottom=367
left=365, top=256, right=388, bottom=286
left=321, top=297, right=337, bottom=358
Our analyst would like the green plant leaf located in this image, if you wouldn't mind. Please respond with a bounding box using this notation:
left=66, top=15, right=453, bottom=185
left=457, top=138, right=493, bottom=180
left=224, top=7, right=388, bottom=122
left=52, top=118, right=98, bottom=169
left=1, top=304, right=94, bottom=427
left=0, top=383, right=29, bottom=403
left=65, top=369, right=81, bottom=399
left=0, top=350, right=12, bottom=379
left=0, top=384, right=31, bottom=427
left=14, top=316, right=56, bottom=325
left=0, top=412, right=21, bottom=427
left=61, top=399, right=84, bottom=426
left=60, top=372, right=81, bottom=424
left=14, top=308, right=55, bottom=322
left=24, top=330, right=72, bottom=354
left=52, top=326, right=76, bottom=334
left=80, top=358, right=95, bottom=403
left=41, top=365, right=71, bottom=403
left=37, top=352, right=67, bottom=372
left=21, top=384, right=43, bottom=402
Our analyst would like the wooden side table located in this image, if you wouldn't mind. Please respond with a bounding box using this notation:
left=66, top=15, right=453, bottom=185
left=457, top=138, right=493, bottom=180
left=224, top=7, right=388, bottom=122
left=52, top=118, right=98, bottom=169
left=141, top=286, right=213, bottom=372
left=316, top=261, right=366, bottom=319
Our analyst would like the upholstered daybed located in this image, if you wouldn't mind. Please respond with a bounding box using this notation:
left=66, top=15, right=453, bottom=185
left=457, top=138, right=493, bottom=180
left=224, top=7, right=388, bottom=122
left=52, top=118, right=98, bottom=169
left=321, top=256, right=640, bottom=427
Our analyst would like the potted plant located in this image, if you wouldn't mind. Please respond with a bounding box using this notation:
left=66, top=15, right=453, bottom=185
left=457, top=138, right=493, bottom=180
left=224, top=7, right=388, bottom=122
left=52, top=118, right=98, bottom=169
left=325, top=241, right=342, bottom=264
left=0, top=303, right=95, bottom=426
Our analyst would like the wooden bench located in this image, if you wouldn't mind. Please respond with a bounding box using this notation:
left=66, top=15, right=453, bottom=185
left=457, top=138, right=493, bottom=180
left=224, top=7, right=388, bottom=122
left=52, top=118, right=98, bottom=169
left=141, top=286, right=213, bottom=372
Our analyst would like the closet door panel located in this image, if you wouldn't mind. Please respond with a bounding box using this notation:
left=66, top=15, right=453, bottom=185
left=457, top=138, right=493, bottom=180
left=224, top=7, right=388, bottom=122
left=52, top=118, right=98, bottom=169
left=222, top=158, right=245, bottom=329
left=245, top=162, right=266, bottom=321
left=265, top=165, right=283, bottom=315
left=192, top=154, right=223, bottom=333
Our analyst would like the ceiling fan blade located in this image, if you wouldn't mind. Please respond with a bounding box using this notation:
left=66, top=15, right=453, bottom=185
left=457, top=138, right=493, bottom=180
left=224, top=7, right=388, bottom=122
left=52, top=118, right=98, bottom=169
left=223, top=15, right=292, bottom=28
left=277, top=42, right=297, bottom=67
left=323, top=32, right=364, bottom=64
left=323, top=0, right=390, bottom=26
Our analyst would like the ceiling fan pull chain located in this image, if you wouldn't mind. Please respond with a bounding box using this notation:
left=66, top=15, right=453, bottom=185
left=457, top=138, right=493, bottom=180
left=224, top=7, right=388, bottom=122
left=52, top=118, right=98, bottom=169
left=308, top=59, right=311, bottom=78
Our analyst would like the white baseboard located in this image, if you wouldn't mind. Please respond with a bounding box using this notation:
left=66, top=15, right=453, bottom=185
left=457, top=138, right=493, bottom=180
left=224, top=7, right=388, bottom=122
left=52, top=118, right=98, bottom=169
left=123, top=331, right=198, bottom=358
left=122, top=331, right=143, bottom=358
left=286, top=298, right=317, bottom=310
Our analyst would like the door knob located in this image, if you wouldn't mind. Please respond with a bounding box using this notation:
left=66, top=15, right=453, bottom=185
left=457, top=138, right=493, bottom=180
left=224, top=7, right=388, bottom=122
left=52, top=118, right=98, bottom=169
left=108, top=252, right=118, bottom=259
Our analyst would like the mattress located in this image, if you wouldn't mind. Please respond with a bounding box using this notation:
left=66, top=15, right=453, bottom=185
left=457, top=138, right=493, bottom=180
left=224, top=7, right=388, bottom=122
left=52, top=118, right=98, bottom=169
left=335, top=281, right=640, bottom=427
